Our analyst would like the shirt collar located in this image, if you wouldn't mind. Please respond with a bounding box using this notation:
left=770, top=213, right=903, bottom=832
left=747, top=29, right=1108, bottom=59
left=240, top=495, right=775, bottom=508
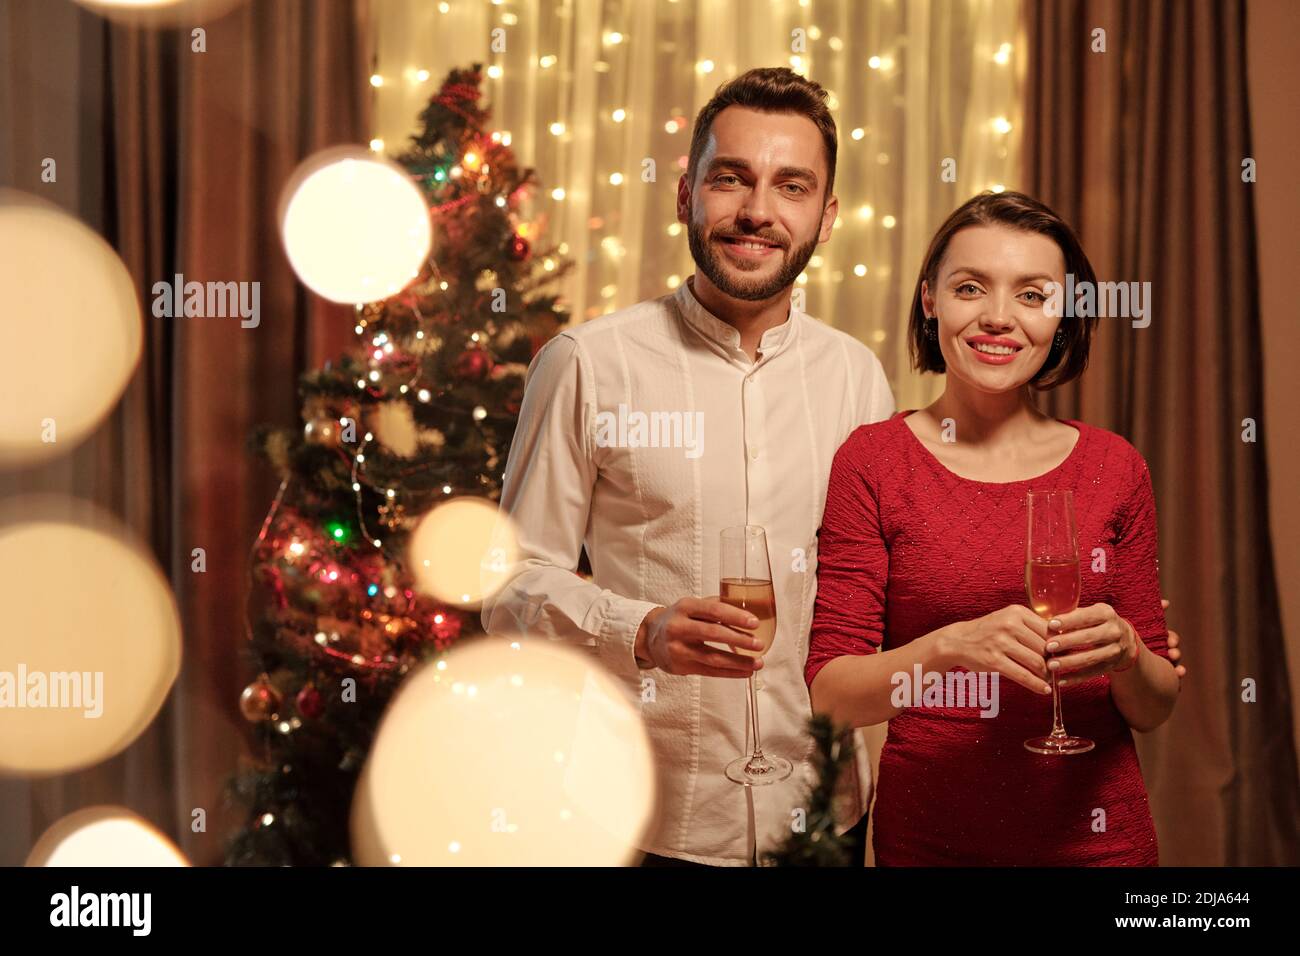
left=672, top=275, right=795, bottom=361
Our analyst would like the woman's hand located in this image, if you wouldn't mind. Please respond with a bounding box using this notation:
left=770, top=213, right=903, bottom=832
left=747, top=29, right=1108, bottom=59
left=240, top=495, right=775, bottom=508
left=936, top=605, right=1053, bottom=695
left=1045, top=603, right=1139, bottom=686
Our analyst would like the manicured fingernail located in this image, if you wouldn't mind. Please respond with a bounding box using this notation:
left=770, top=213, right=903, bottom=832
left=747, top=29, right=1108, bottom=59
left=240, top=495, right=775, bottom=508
left=1041, top=684, right=1052, bottom=694
left=1046, top=641, right=1059, bottom=652
left=1048, top=660, right=1060, bottom=670
left=1059, top=679, right=1070, bottom=687
left=746, top=615, right=758, bottom=627
left=1049, top=619, right=1062, bottom=630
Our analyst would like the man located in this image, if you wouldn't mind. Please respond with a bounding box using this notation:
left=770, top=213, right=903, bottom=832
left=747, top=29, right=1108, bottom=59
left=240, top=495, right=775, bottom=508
left=482, top=67, right=893, bottom=866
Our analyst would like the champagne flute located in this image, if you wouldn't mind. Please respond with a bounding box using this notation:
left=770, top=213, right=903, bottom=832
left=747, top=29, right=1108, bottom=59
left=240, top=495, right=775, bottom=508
left=1023, top=490, right=1095, bottom=755
left=720, top=525, right=791, bottom=786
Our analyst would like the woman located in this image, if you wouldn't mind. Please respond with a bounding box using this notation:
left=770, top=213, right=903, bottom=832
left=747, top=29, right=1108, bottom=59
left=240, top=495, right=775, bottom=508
left=807, top=191, right=1180, bottom=866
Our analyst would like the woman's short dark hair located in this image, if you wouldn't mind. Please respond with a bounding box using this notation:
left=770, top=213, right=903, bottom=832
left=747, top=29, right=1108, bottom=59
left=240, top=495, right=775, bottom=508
left=688, top=67, right=837, bottom=204
left=907, top=190, right=1099, bottom=390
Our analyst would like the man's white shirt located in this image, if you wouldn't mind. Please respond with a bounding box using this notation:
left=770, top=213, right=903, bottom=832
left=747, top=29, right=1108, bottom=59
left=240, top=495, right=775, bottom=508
left=482, top=275, right=895, bottom=864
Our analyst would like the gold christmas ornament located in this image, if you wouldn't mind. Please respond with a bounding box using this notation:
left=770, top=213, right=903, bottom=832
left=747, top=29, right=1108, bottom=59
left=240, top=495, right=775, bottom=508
left=239, top=674, right=282, bottom=722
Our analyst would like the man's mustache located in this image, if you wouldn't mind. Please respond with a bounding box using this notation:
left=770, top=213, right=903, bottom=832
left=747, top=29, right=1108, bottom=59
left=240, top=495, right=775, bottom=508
left=711, top=231, right=787, bottom=250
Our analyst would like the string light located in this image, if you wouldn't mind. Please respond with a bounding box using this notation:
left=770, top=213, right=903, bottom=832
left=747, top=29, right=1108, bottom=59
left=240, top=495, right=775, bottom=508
left=539, top=55, right=557, bottom=69
left=487, top=65, right=503, bottom=79
left=868, top=56, right=882, bottom=69
left=608, top=172, right=623, bottom=185
left=992, top=116, right=1013, bottom=135
left=993, top=42, right=1013, bottom=65
left=696, top=60, right=714, bottom=74
left=369, top=138, right=384, bottom=152
left=370, top=74, right=384, bottom=87
left=416, top=69, right=430, bottom=82
left=549, top=121, right=565, bottom=136
left=551, top=187, right=566, bottom=200
left=604, top=31, right=624, bottom=45
left=854, top=264, right=868, bottom=277
left=882, top=215, right=897, bottom=229
left=611, top=108, right=626, bottom=122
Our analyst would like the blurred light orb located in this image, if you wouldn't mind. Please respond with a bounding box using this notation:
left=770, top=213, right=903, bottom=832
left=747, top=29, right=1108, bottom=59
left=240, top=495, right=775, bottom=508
left=0, top=190, right=142, bottom=469
left=351, top=639, right=656, bottom=866
left=278, top=146, right=432, bottom=305
left=72, top=0, right=247, bottom=26
left=27, top=806, right=188, bottom=866
left=408, top=497, right=517, bottom=608
left=0, top=500, right=181, bottom=776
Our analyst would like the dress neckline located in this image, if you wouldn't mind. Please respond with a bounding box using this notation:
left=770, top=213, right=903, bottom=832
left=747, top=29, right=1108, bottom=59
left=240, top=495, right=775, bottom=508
left=894, top=410, right=1088, bottom=487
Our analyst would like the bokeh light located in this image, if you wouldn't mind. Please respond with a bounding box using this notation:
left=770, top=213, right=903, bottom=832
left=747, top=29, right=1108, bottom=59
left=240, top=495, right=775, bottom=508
left=278, top=146, right=432, bottom=305
left=27, top=806, right=188, bottom=866
left=351, top=638, right=657, bottom=866
left=0, top=497, right=182, bottom=776
left=408, top=497, right=517, bottom=608
left=0, top=190, right=142, bottom=469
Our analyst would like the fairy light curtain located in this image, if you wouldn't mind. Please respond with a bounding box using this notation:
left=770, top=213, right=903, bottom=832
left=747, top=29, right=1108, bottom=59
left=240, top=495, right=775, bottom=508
left=369, top=0, right=1023, bottom=410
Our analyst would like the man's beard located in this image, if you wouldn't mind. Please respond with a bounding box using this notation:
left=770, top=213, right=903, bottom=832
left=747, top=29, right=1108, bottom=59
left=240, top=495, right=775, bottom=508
left=687, top=218, right=820, bottom=302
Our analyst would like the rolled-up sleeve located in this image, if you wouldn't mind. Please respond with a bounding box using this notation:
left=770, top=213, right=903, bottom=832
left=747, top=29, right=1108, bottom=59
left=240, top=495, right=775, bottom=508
left=481, top=333, right=660, bottom=686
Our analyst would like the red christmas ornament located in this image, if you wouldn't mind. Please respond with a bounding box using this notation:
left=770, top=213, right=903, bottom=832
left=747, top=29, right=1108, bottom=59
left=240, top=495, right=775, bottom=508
left=296, top=683, right=324, bottom=720
left=455, top=348, right=493, bottom=380
left=507, top=233, right=530, bottom=261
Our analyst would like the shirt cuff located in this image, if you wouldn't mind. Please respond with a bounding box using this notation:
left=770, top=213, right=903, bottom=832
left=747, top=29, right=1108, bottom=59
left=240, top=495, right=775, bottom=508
left=596, top=599, right=662, bottom=688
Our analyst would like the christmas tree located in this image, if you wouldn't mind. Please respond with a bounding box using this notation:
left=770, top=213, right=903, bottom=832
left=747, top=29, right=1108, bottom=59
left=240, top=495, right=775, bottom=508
left=760, top=715, right=862, bottom=866
left=225, top=64, right=572, bottom=866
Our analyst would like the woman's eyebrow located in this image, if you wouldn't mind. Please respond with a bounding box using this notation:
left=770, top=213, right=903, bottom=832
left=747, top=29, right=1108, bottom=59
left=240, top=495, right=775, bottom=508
left=947, top=266, right=1055, bottom=285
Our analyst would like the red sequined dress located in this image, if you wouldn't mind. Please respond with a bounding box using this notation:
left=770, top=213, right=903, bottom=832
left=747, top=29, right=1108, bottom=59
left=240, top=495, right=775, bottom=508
left=806, top=412, right=1169, bottom=866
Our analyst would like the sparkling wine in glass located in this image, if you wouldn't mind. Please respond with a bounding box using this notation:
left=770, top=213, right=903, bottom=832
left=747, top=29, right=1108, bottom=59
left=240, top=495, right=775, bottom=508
left=720, top=526, right=792, bottom=786
left=1023, top=490, right=1094, bottom=755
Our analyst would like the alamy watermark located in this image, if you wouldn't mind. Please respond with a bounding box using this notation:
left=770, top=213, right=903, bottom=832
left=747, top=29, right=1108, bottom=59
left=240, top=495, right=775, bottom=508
left=0, top=665, right=102, bottom=718
left=594, top=403, right=705, bottom=459
left=151, top=273, right=260, bottom=328
left=1044, top=273, right=1151, bottom=328
left=891, top=664, right=1000, bottom=718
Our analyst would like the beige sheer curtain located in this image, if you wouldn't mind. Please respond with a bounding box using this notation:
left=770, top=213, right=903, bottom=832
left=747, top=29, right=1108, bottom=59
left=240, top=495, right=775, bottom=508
left=370, top=0, right=1024, bottom=411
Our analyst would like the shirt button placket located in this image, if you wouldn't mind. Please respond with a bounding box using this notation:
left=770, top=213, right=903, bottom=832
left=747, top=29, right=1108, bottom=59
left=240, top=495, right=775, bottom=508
left=743, top=374, right=764, bottom=691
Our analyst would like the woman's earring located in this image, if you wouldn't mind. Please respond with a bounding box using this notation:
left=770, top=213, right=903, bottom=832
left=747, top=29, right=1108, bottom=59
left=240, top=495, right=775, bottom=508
left=925, top=317, right=938, bottom=341
left=1052, top=328, right=1066, bottom=350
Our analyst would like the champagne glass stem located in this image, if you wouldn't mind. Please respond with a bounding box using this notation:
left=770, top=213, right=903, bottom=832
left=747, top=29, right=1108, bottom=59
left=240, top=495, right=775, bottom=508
left=746, top=674, right=766, bottom=762
left=1050, top=668, right=1067, bottom=737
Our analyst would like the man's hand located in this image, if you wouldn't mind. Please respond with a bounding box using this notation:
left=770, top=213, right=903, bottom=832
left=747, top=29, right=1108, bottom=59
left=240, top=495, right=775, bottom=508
left=1163, top=598, right=1187, bottom=680
left=635, top=597, right=765, bottom=677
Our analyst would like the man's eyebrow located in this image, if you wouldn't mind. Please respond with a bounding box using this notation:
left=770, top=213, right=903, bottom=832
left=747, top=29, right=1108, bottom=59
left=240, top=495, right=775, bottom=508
left=947, top=266, right=1056, bottom=285
left=705, top=156, right=819, bottom=186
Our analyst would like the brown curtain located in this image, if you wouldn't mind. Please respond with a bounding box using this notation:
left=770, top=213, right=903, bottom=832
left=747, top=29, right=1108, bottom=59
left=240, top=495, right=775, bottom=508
left=1024, top=0, right=1300, bottom=864
left=0, top=0, right=370, bottom=865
